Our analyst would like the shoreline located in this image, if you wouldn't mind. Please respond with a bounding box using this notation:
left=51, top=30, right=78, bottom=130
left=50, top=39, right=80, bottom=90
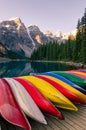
left=0, top=57, right=11, bottom=63
left=0, top=57, right=28, bottom=63
left=0, top=57, right=86, bottom=69
left=31, top=60, right=86, bottom=69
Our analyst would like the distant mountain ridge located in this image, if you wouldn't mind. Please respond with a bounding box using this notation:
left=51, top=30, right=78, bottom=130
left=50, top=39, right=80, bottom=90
left=0, top=17, right=77, bottom=58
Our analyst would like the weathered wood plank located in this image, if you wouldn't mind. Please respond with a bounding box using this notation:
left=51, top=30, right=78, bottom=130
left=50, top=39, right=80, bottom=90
left=0, top=104, right=86, bottom=130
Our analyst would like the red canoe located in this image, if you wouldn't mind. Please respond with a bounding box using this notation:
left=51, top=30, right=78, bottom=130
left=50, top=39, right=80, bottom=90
left=35, top=75, right=84, bottom=104
left=14, top=77, right=64, bottom=120
left=67, top=71, right=86, bottom=80
left=0, top=79, right=31, bottom=130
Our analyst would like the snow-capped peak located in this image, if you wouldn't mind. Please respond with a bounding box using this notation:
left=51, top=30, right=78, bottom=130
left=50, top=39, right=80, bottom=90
left=28, top=25, right=40, bottom=32
left=9, top=17, right=21, bottom=24
left=9, top=17, right=22, bottom=30
left=9, top=17, right=20, bottom=21
left=44, top=30, right=54, bottom=38
left=55, top=30, right=63, bottom=37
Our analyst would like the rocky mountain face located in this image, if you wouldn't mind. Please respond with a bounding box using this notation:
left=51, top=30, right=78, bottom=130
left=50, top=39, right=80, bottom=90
left=0, top=17, right=34, bottom=58
left=0, top=17, right=77, bottom=59
left=0, top=42, right=8, bottom=57
left=28, top=25, right=48, bottom=46
left=27, top=25, right=60, bottom=45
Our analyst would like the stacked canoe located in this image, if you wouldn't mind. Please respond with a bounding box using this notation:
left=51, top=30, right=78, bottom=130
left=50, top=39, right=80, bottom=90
left=0, top=69, right=86, bottom=130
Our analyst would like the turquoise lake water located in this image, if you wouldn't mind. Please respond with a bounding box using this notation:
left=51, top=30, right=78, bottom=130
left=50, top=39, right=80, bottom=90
left=0, top=61, right=77, bottom=78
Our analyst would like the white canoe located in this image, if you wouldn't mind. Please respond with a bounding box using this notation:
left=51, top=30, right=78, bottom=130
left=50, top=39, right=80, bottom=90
left=4, top=78, right=47, bottom=125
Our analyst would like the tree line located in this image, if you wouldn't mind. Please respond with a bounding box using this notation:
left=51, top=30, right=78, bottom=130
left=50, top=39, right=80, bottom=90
left=31, top=8, right=86, bottom=64
left=30, top=40, right=75, bottom=61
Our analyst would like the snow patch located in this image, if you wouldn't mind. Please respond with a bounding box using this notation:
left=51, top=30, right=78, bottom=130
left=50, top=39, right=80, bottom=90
left=27, top=29, right=35, bottom=46
left=5, top=25, right=10, bottom=28
left=9, top=17, right=19, bottom=21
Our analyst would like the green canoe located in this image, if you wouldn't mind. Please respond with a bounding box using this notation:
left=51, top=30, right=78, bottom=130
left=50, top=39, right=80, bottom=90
left=52, top=71, right=86, bottom=88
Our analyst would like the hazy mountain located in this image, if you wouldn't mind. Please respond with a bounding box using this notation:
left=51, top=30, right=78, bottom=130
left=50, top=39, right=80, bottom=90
left=62, top=29, right=77, bottom=40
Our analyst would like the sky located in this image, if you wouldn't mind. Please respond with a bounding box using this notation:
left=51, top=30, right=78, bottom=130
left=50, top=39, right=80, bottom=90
left=0, top=0, right=86, bottom=33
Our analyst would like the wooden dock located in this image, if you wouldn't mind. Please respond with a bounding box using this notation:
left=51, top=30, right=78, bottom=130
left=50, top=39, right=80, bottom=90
left=0, top=104, right=86, bottom=130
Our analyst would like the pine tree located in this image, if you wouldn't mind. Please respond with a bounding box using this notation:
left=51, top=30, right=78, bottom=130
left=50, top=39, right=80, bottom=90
left=81, top=8, right=86, bottom=63
left=77, top=19, right=81, bottom=28
left=73, top=18, right=82, bottom=62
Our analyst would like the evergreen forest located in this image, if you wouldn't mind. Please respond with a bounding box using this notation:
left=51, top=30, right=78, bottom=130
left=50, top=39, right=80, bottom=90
left=31, top=8, right=86, bottom=64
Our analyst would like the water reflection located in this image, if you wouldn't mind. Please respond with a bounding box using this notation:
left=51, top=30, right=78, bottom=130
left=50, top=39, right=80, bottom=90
left=0, top=61, right=77, bottom=78
left=0, top=61, right=33, bottom=78
left=31, top=62, right=77, bottom=73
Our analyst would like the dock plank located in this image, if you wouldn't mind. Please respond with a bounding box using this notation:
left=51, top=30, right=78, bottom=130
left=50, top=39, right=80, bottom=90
left=0, top=104, right=86, bottom=130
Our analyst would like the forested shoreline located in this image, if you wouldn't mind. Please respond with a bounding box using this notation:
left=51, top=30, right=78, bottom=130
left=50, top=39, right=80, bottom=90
left=31, top=9, right=86, bottom=64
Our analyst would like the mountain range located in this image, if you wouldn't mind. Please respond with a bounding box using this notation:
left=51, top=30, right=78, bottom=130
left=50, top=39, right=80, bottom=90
left=0, top=17, right=77, bottom=59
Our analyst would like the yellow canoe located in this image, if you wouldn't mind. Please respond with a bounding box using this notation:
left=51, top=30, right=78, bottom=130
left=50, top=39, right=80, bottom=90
left=22, top=76, right=78, bottom=111
left=45, top=76, right=86, bottom=103
left=72, top=71, right=86, bottom=76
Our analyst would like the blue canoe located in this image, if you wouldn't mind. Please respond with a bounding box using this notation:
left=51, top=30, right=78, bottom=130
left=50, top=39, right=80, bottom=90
left=40, top=72, right=86, bottom=95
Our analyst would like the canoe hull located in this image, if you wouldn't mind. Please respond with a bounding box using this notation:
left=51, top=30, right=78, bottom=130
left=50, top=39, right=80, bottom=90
left=42, top=73, right=86, bottom=104
left=14, top=77, right=63, bottom=119
left=35, top=75, right=84, bottom=104
left=4, top=78, right=47, bottom=124
left=53, top=71, right=86, bottom=88
left=0, top=79, right=31, bottom=130
left=31, top=72, right=86, bottom=95
left=22, top=76, right=78, bottom=111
